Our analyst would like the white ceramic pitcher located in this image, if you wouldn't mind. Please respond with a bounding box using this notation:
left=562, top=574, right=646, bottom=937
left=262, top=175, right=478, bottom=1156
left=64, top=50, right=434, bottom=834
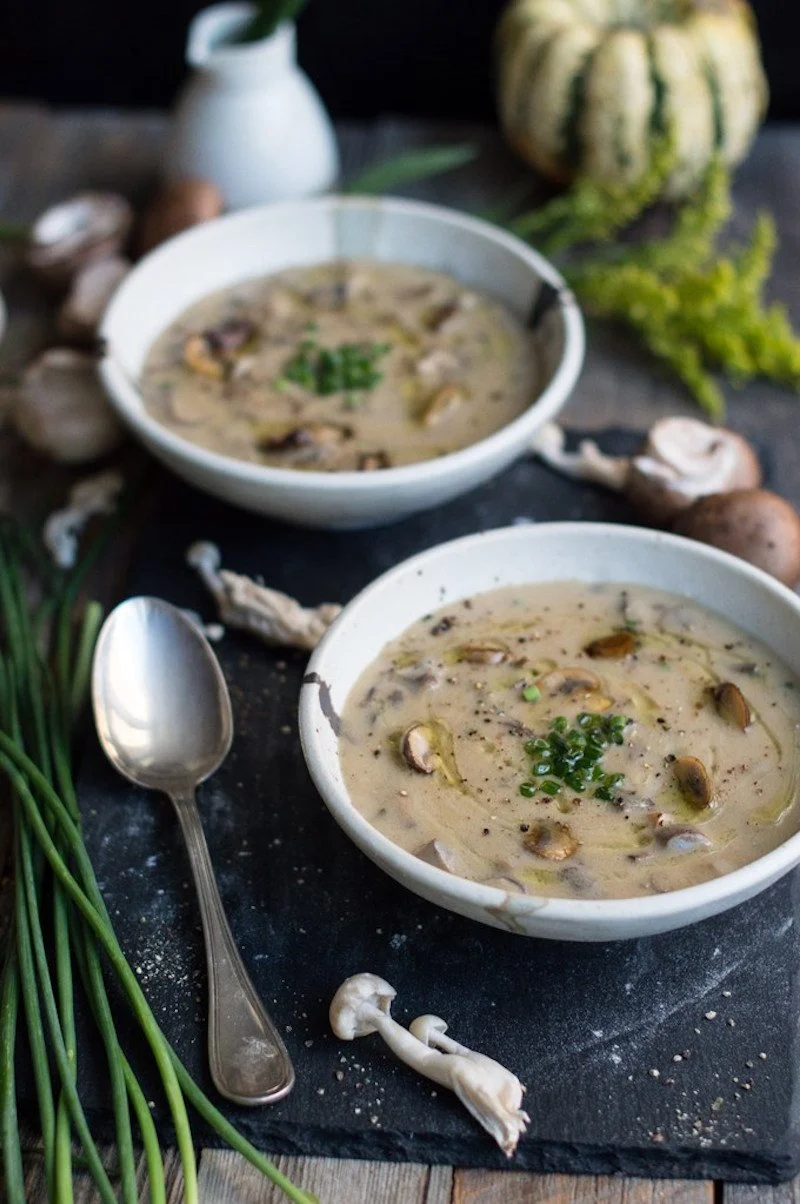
left=165, top=3, right=339, bottom=209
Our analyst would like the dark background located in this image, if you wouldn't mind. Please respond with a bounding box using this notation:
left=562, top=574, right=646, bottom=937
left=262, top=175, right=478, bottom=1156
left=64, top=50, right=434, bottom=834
left=3, top=0, right=800, bottom=120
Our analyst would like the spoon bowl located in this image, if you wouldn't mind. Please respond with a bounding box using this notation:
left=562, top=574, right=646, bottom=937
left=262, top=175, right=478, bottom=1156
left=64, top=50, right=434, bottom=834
left=92, top=596, right=232, bottom=792
left=93, top=596, right=294, bottom=1105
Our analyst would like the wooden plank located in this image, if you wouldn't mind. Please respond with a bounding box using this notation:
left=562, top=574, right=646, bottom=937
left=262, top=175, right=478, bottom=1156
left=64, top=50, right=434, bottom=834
left=452, top=1169, right=715, bottom=1204
left=196, top=1150, right=453, bottom=1203
left=19, top=1143, right=184, bottom=1202
left=726, top=1187, right=800, bottom=1203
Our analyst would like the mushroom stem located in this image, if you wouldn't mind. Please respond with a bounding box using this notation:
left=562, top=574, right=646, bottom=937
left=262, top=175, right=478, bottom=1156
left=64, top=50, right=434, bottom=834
left=186, top=540, right=341, bottom=650
left=43, top=470, right=124, bottom=569
left=329, top=974, right=529, bottom=1157
left=531, top=423, right=629, bottom=491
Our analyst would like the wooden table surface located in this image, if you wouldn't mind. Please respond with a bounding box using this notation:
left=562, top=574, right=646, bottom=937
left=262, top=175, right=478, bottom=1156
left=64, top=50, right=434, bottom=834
left=2, top=101, right=800, bottom=1204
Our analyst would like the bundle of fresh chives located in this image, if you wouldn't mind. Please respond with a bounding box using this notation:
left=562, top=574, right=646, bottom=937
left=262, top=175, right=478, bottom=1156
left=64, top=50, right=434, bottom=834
left=0, top=519, right=315, bottom=1204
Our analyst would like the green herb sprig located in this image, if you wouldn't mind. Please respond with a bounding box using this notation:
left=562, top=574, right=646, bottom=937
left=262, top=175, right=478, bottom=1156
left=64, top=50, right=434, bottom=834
left=344, top=144, right=479, bottom=196
left=229, top=0, right=309, bottom=45
left=279, top=337, right=391, bottom=396
left=503, top=140, right=800, bottom=417
left=520, top=712, right=631, bottom=801
left=0, top=518, right=315, bottom=1204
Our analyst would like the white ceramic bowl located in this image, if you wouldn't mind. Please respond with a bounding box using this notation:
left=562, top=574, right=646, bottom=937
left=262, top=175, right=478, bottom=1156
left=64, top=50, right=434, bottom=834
left=99, top=196, right=584, bottom=528
left=299, top=522, right=800, bottom=941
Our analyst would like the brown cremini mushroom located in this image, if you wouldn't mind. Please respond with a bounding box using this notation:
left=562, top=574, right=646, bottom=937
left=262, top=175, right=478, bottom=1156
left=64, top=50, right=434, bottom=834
left=537, top=667, right=602, bottom=697
left=27, top=193, right=133, bottom=288
left=57, top=255, right=130, bottom=344
left=456, top=642, right=508, bottom=665
left=531, top=419, right=762, bottom=527
left=421, top=384, right=467, bottom=427
left=657, top=825, right=713, bottom=854
left=259, top=423, right=353, bottom=462
left=357, top=451, right=391, bottom=471
left=415, top=839, right=457, bottom=872
left=673, top=756, right=713, bottom=810
left=523, top=819, right=579, bottom=861
left=138, top=178, right=223, bottom=255
left=712, top=682, right=752, bottom=731
left=15, top=349, right=124, bottom=463
left=401, top=724, right=437, bottom=774
left=673, top=489, right=800, bottom=588
left=625, top=417, right=762, bottom=525
left=584, top=631, right=638, bottom=659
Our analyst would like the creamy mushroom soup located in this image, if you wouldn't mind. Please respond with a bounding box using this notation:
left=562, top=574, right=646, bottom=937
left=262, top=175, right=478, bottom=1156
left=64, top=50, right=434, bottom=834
left=339, top=582, right=800, bottom=899
left=140, top=261, right=539, bottom=470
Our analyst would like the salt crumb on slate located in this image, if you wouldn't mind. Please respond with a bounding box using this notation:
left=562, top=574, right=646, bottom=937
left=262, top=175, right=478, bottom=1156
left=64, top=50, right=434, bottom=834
left=704, top=1011, right=718, bottom=1020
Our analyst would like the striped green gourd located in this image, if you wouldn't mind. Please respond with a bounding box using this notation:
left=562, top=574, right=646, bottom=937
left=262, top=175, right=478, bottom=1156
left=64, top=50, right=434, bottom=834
left=496, top=0, right=768, bottom=198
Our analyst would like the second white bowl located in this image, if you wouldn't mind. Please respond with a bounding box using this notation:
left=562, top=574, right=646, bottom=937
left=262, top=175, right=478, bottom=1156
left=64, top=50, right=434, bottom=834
left=99, top=196, right=584, bottom=528
left=299, top=523, right=800, bottom=941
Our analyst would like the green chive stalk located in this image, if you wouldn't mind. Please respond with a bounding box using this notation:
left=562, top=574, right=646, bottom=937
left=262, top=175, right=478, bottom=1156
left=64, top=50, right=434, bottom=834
left=0, top=522, right=317, bottom=1204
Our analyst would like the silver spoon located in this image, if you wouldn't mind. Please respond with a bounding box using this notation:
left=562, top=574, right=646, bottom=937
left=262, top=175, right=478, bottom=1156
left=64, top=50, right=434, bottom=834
left=92, top=596, right=295, bottom=1106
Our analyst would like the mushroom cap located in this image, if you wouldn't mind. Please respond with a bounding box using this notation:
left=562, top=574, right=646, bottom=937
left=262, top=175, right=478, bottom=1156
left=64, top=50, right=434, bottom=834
left=138, top=178, right=223, bottom=255
left=186, top=540, right=222, bottom=575
left=673, top=489, right=800, bottom=587
left=27, top=192, right=133, bottom=288
left=329, top=973, right=396, bottom=1040
left=409, top=1015, right=449, bottom=1045
left=625, top=418, right=761, bottom=526
left=57, top=254, right=130, bottom=345
left=16, top=348, right=123, bottom=463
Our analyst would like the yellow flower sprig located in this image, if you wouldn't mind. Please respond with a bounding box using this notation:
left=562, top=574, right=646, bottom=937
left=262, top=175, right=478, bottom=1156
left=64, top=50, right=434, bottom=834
left=507, top=145, right=800, bottom=417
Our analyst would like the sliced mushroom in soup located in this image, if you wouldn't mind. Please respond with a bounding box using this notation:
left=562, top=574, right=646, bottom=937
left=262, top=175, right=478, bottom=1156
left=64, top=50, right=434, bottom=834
left=140, top=260, right=540, bottom=470
left=338, top=581, right=800, bottom=899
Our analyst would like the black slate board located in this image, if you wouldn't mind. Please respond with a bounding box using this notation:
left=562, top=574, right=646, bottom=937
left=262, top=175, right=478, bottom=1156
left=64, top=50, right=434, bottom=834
left=72, top=431, right=800, bottom=1183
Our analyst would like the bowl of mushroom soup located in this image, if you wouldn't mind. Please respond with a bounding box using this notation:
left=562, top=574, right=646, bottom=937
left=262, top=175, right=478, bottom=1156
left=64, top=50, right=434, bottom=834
left=98, top=195, right=584, bottom=527
left=299, top=522, right=800, bottom=941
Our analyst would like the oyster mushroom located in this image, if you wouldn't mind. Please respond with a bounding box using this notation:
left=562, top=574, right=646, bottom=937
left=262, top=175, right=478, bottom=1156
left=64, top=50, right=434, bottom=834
left=138, top=178, right=223, bottom=255
left=523, top=819, right=579, bottom=861
left=57, top=254, right=130, bottom=344
left=673, top=489, right=800, bottom=588
left=329, top=974, right=529, bottom=1157
left=186, top=541, right=340, bottom=650
left=15, top=349, right=124, bottom=463
left=43, top=470, right=124, bottom=569
left=27, top=192, right=133, bottom=288
left=531, top=419, right=762, bottom=527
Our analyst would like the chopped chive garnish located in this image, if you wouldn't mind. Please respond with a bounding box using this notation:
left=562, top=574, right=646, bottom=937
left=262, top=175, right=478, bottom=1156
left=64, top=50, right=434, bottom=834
left=280, top=337, right=391, bottom=395
left=519, top=710, right=632, bottom=803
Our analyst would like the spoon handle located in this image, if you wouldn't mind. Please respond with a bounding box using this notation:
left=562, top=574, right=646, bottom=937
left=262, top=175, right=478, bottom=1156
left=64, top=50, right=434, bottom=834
left=170, top=789, right=295, bottom=1106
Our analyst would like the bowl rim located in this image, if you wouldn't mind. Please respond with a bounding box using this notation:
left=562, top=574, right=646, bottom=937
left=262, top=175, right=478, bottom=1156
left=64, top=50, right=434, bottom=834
left=298, top=521, right=800, bottom=926
left=99, top=193, right=585, bottom=491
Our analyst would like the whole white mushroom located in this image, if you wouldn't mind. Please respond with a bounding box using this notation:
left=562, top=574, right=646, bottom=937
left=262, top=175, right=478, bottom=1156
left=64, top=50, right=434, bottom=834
left=15, top=349, right=124, bottom=464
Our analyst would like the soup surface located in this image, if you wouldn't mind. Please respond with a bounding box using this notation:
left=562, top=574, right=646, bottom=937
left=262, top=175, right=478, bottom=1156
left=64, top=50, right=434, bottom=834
left=339, top=582, right=800, bottom=899
left=140, top=260, right=539, bottom=471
